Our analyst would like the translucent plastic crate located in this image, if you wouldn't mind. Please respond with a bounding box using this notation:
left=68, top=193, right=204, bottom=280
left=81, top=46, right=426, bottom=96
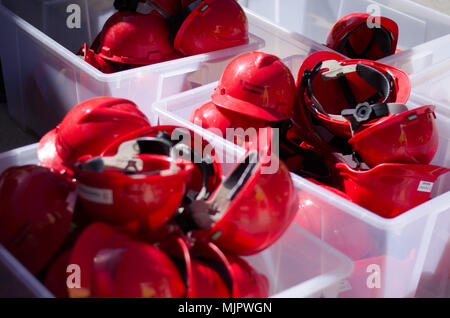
left=238, top=0, right=450, bottom=54
left=379, top=34, right=450, bottom=76
left=0, top=0, right=265, bottom=136
left=153, top=55, right=450, bottom=297
left=0, top=244, right=53, bottom=298
left=407, top=58, right=450, bottom=113
left=0, top=144, right=353, bottom=298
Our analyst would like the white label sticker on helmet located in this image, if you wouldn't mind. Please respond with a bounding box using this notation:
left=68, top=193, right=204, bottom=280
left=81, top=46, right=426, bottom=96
left=417, top=181, right=434, bottom=193
left=78, top=183, right=113, bottom=205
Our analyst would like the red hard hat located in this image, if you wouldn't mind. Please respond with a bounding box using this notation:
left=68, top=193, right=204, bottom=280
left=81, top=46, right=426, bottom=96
left=44, top=249, right=72, bottom=298
left=294, top=188, right=375, bottom=260
left=348, top=105, right=439, bottom=167
left=0, top=165, right=76, bottom=274
left=38, top=97, right=150, bottom=174
left=161, top=235, right=269, bottom=297
left=68, top=222, right=128, bottom=298
left=93, top=241, right=186, bottom=298
left=174, top=0, right=249, bottom=56
left=69, top=223, right=186, bottom=298
left=212, top=52, right=296, bottom=122
left=336, top=162, right=450, bottom=218
left=190, top=128, right=298, bottom=255
left=74, top=152, right=194, bottom=229
left=101, top=125, right=223, bottom=201
left=78, top=43, right=123, bottom=74
left=226, top=255, right=270, bottom=298
left=190, top=238, right=269, bottom=298
left=189, top=101, right=270, bottom=146
left=96, top=11, right=181, bottom=66
left=160, top=236, right=230, bottom=298
left=295, top=51, right=410, bottom=150
left=325, top=13, right=399, bottom=60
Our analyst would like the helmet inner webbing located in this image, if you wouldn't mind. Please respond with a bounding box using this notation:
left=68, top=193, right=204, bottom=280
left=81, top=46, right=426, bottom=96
left=335, top=22, right=393, bottom=58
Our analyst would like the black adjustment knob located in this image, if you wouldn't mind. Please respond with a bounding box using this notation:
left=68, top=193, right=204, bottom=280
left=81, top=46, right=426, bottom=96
left=354, top=103, right=372, bottom=123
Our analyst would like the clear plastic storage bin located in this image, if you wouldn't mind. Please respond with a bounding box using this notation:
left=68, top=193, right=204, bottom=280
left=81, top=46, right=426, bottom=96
left=407, top=58, right=450, bottom=112
left=153, top=54, right=450, bottom=297
left=238, top=0, right=450, bottom=54
left=379, top=34, right=450, bottom=76
left=0, top=143, right=353, bottom=298
left=0, top=0, right=265, bottom=136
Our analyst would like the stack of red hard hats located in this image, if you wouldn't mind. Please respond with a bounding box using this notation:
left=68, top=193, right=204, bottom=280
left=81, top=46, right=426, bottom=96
left=189, top=51, right=332, bottom=182
left=0, top=97, right=299, bottom=298
left=188, top=50, right=449, bottom=219
left=295, top=50, right=449, bottom=218
left=78, top=0, right=249, bottom=73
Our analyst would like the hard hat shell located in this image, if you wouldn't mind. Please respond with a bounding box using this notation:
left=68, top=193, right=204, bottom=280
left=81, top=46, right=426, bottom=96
left=78, top=43, right=123, bottom=74
left=349, top=105, right=439, bottom=167
left=38, top=97, right=150, bottom=174
left=326, top=13, right=399, bottom=60
left=212, top=52, right=296, bottom=122
left=189, top=101, right=270, bottom=147
left=74, top=154, right=194, bottom=229
left=191, top=128, right=298, bottom=255
left=0, top=165, right=76, bottom=274
left=68, top=223, right=186, bottom=298
left=97, top=11, right=181, bottom=66
left=174, top=0, right=249, bottom=56
left=336, top=162, right=450, bottom=218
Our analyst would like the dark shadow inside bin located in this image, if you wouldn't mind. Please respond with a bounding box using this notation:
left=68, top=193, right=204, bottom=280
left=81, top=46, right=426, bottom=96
left=0, top=60, right=7, bottom=104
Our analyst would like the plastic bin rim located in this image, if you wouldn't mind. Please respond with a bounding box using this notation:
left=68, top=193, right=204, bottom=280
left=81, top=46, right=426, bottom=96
left=0, top=244, right=54, bottom=298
